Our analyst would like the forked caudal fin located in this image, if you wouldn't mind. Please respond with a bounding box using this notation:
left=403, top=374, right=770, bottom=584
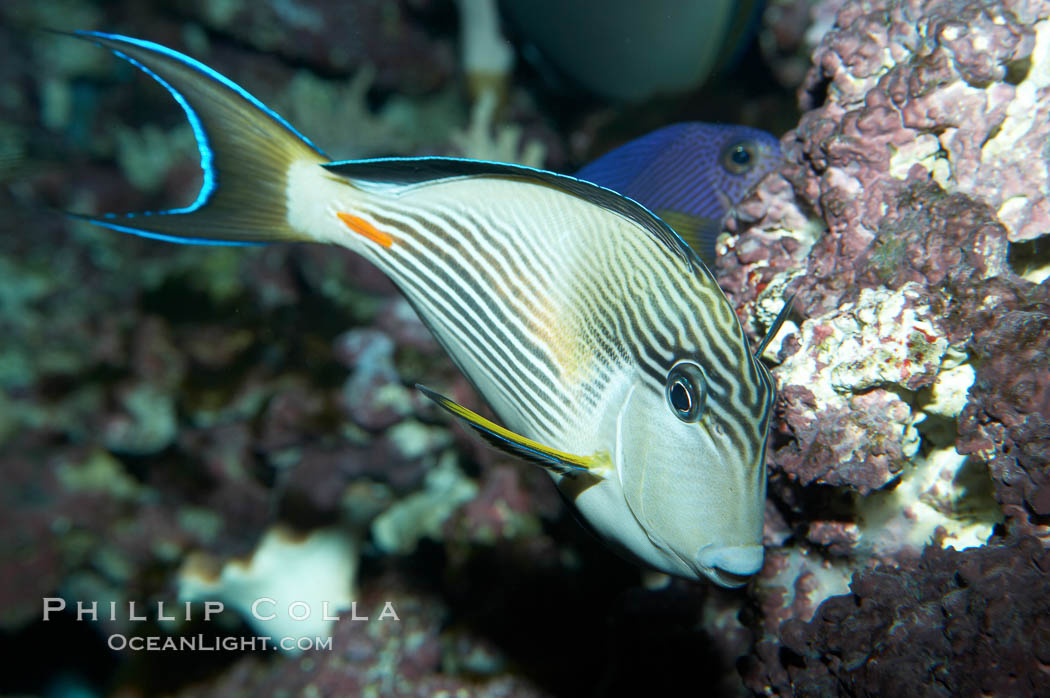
left=65, top=31, right=329, bottom=244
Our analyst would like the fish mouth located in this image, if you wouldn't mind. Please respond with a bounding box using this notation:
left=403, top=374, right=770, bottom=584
left=696, top=544, right=764, bottom=588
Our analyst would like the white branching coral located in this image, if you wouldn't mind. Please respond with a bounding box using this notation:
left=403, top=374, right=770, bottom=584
left=455, top=0, right=514, bottom=100
left=449, top=89, right=545, bottom=167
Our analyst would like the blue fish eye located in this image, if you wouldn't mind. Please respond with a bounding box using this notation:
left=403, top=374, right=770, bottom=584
left=666, top=361, right=708, bottom=422
left=721, top=141, right=756, bottom=175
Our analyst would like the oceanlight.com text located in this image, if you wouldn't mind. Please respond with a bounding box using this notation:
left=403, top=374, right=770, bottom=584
left=106, top=634, right=333, bottom=652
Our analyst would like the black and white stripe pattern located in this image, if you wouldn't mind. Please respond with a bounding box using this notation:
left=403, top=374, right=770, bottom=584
left=332, top=175, right=772, bottom=477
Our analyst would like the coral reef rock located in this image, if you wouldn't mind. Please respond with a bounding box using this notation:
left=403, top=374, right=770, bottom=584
left=720, top=0, right=1050, bottom=694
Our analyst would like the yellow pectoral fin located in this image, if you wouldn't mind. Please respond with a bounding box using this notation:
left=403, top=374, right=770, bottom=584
left=416, top=385, right=610, bottom=478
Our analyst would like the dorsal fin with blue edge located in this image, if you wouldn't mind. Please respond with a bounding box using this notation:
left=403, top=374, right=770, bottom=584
left=323, top=157, right=700, bottom=270
left=65, top=31, right=328, bottom=245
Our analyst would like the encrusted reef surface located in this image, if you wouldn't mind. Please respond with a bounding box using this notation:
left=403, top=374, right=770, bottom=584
left=724, top=0, right=1050, bottom=695
left=2, top=0, right=1049, bottom=696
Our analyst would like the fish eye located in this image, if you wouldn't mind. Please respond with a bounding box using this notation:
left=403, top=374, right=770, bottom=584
left=721, top=141, right=756, bottom=175
left=665, top=361, right=708, bottom=422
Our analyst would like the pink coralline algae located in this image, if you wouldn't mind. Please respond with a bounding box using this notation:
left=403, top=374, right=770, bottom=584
left=722, top=0, right=1048, bottom=501
left=773, top=282, right=947, bottom=493
left=957, top=278, right=1050, bottom=537
left=723, top=0, right=1042, bottom=315
left=716, top=0, right=1050, bottom=694
left=746, top=537, right=1050, bottom=697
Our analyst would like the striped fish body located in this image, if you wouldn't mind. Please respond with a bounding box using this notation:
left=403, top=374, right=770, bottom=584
left=297, top=174, right=772, bottom=585
left=68, top=33, right=776, bottom=587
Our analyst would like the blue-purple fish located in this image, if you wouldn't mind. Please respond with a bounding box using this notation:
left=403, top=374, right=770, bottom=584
left=66, top=32, right=786, bottom=588
left=576, top=122, right=781, bottom=264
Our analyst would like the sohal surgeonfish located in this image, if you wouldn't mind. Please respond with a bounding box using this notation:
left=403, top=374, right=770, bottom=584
left=66, top=32, right=787, bottom=588
left=576, top=123, right=781, bottom=265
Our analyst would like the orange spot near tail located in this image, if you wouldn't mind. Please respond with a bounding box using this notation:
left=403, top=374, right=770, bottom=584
left=337, top=212, right=393, bottom=248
